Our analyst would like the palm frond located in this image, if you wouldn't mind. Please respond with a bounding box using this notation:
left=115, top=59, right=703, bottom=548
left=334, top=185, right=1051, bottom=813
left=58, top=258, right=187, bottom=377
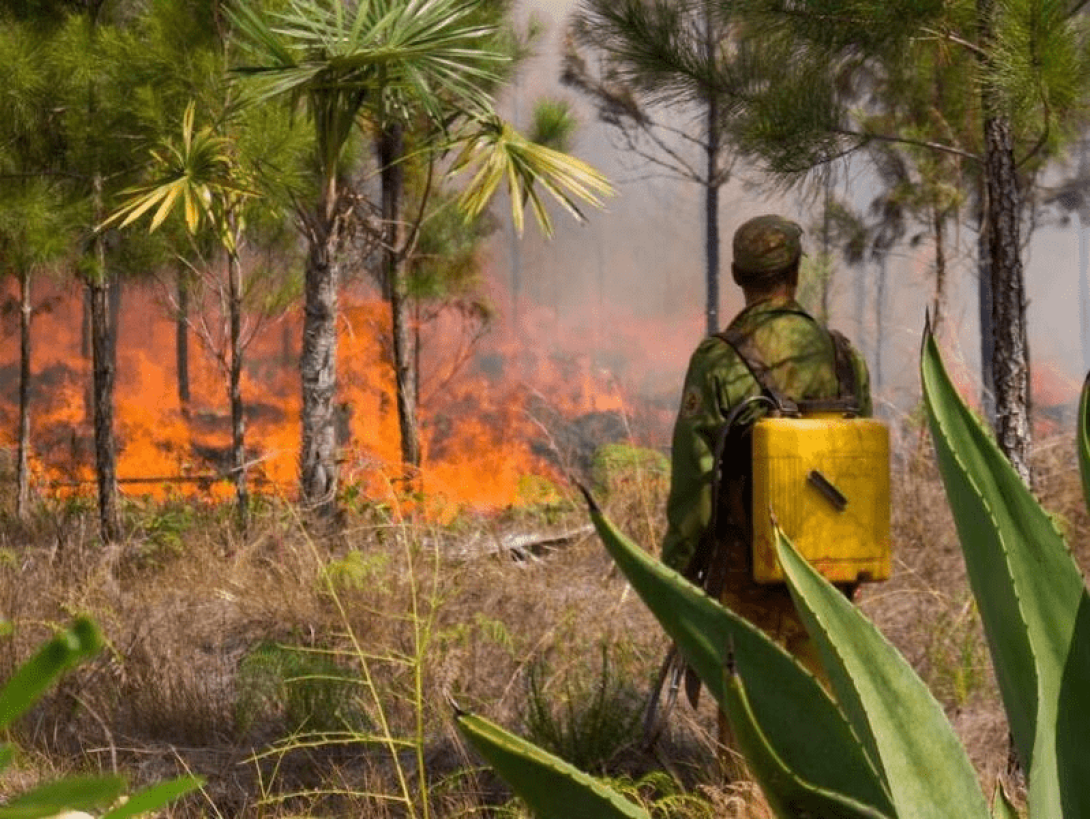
left=451, top=115, right=613, bottom=237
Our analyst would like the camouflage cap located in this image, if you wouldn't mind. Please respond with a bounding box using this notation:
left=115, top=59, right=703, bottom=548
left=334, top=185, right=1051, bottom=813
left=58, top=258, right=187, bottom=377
left=732, top=215, right=803, bottom=280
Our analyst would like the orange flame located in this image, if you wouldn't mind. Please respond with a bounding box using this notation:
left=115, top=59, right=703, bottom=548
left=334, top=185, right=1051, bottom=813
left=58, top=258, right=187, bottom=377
left=0, top=274, right=679, bottom=516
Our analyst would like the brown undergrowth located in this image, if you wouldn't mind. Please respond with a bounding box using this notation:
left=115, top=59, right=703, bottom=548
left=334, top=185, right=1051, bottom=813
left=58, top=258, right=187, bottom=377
left=0, top=416, right=1085, bottom=817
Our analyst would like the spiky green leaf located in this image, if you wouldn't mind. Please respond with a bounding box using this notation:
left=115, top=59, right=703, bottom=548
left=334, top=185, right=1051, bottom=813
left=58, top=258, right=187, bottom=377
left=721, top=663, right=893, bottom=819
left=774, top=525, right=989, bottom=819
left=921, top=330, right=1090, bottom=818
left=455, top=709, right=650, bottom=819
left=582, top=491, right=894, bottom=816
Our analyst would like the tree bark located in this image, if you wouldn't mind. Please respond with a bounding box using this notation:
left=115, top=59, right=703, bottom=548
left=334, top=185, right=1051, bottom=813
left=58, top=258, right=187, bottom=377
left=16, top=266, right=31, bottom=520
left=978, top=207, right=996, bottom=424
left=875, top=256, right=887, bottom=392
left=702, top=1, right=720, bottom=337
left=931, top=206, right=947, bottom=339
left=176, top=265, right=191, bottom=416
left=88, top=181, right=120, bottom=542
left=299, top=198, right=341, bottom=514
left=379, top=122, right=421, bottom=469
left=979, top=0, right=1032, bottom=483
left=227, top=235, right=248, bottom=524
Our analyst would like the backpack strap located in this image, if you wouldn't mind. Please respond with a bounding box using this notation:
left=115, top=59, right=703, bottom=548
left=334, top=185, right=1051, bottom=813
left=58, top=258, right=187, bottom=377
left=717, top=327, right=798, bottom=415
left=715, top=323, right=861, bottom=417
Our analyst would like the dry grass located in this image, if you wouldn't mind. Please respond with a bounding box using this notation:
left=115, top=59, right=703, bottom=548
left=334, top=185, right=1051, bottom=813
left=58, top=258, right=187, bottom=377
left=0, top=418, right=1086, bottom=817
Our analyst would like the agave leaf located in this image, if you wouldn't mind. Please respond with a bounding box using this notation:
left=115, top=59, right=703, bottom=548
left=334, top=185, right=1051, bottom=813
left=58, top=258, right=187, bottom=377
left=0, top=618, right=102, bottom=729
left=454, top=709, right=650, bottom=819
left=720, top=660, right=893, bottom=819
left=582, top=490, right=894, bottom=816
left=0, top=775, right=125, bottom=819
left=921, top=331, right=1090, bottom=818
left=1079, top=371, right=1090, bottom=516
left=774, top=526, right=989, bottom=819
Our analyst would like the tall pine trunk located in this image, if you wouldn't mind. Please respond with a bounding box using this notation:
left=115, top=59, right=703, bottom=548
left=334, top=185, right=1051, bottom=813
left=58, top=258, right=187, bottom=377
left=979, top=0, right=1031, bottom=483
left=299, top=186, right=342, bottom=514
left=16, top=267, right=31, bottom=520
left=176, top=266, right=191, bottom=416
left=379, top=122, right=421, bottom=469
left=702, top=2, right=720, bottom=337
left=89, top=215, right=119, bottom=540
left=978, top=207, right=996, bottom=424
left=931, top=206, right=947, bottom=339
left=227, top=233, right=248, bottom=523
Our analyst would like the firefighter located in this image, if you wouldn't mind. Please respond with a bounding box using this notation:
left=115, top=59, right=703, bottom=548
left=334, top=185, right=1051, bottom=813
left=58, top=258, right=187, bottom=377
left=661, top=214, right=872, bottom=769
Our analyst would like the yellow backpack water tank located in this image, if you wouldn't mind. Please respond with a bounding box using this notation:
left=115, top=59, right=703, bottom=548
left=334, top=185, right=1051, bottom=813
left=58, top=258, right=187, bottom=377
left=750, top=416, right=891, bottom=584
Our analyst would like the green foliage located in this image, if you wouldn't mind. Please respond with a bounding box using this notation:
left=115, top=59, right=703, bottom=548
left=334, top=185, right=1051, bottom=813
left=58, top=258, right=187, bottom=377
left=0, top=618, right=201, bottom=819
left=235, top=641, right=371, bottom=736
left=456, top=708, right=652, bottom=819
left=922, top=598, right=987, bottom=708
left=321, top=549, right=392, bottom=591
left=457, top=330, right=1090, bottom=818
left=522, top=645, right=643, bottom=774
left=589, top=444, right=669, bottom=500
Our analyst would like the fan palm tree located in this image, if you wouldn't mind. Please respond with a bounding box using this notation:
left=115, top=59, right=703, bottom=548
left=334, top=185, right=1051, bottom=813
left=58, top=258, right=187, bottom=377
left=230, top=0, right=611, bottom=510
left=103, top=102, right=258, bottom=521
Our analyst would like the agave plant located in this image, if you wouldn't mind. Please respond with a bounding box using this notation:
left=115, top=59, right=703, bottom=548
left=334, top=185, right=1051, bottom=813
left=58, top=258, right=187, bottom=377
left=455, top=328, right=1090, bottom=819
left=0, top=618, right=201, bottom=819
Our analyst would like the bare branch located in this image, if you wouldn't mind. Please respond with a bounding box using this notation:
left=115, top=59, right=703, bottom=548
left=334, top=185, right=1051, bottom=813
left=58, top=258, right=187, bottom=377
left=835, top=128, right=981, bottom=163
left=916, top=27, right=988, bottom=59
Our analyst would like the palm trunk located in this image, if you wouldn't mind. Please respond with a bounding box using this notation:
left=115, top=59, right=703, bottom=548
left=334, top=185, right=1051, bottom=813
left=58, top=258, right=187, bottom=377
left=379, top=122, right=421, bottom=469
left=176, top=266, right=191, bottom=416
left=227, top=235, right=248, bottom=523
left=979, top=0, right=1031, bottom=483
left=299, top=196, right=341, bottom=514
left=16, top=267, right=31, bottom=520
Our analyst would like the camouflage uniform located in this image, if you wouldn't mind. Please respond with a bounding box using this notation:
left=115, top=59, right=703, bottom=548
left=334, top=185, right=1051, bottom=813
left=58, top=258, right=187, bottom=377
left=662, top=218, right=872, bottom=672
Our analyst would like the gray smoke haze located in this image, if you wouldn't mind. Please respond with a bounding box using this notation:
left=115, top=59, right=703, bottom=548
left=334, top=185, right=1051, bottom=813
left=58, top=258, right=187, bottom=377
left=490, top=0, right=1083, bottom=428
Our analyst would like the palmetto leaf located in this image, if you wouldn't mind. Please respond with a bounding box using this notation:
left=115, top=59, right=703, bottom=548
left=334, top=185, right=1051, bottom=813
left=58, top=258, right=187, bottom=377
left=451, top=115, right=613, bottom=236
left=102, top=102, right=252, bottom=238
left=230, top=0, right=506, bottom=120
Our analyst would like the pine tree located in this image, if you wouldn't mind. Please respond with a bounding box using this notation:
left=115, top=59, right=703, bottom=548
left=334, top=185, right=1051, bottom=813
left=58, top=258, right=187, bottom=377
left=564, top=0, right=749, bottom=336
left=731, top=0, right=1090, bottom=480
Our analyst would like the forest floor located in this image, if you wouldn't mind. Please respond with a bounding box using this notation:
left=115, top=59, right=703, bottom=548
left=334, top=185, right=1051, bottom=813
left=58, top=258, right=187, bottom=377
left=0, top=416, right=1086, bottom=818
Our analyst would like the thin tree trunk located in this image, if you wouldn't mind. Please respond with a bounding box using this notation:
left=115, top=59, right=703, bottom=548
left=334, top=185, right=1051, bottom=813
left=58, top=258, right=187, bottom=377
left=931, top=206, right=947, bottom=338
left=702, top=2, right=720, bottom=337
left=979, top=0, right=1031, bottom=483
left=380, top=122, right=421, bottom=469
left=1079, top=137, right=1090, bottom=376
left=978, top=207, right=996, bottom=424
left=227, top=234, right=248, bottom=524
left=89, top=183, right=119, bottom=542
left=16, top=267, right=31, bottom=520
left=176, top=265, right=191, bottom=416
left=299, top=197, right=341, bottom=514
left=875, top=256, right=887, bottom=392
